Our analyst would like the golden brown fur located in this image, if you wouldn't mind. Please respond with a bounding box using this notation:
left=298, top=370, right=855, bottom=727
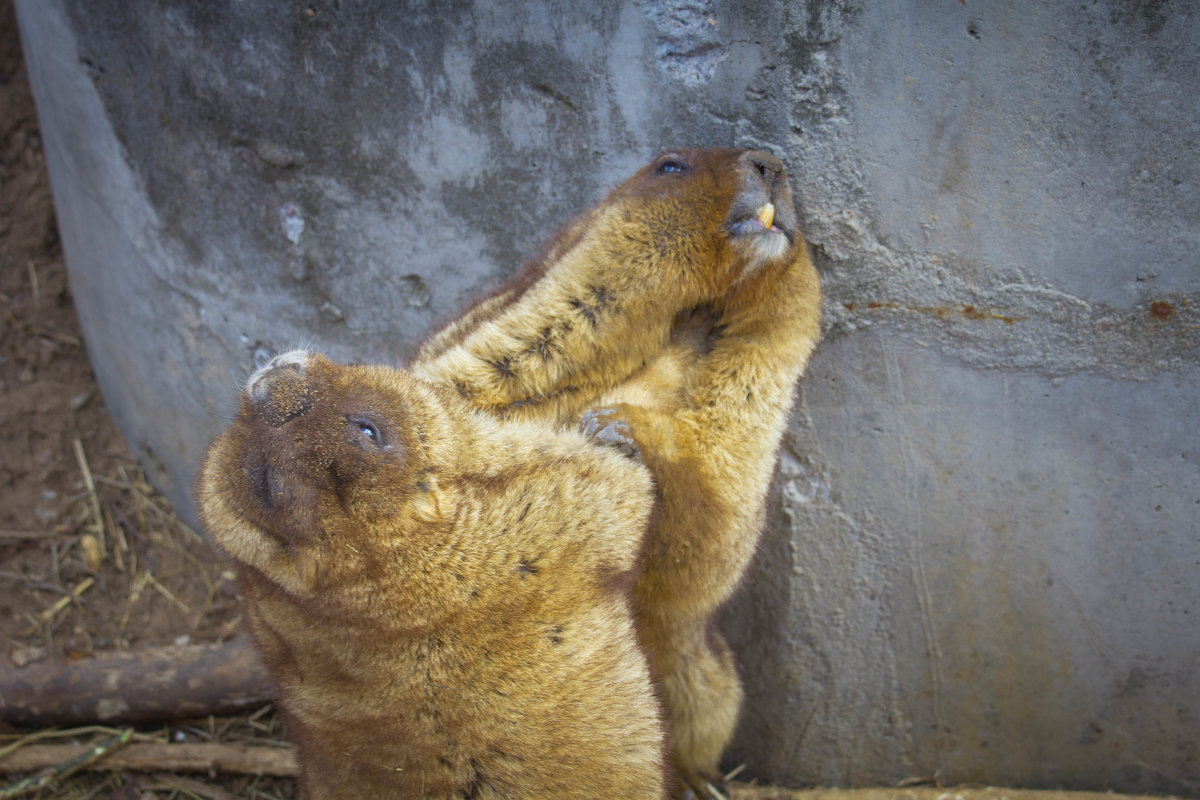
left=198, top=352, right=667, bottom=799
left=411, top=148, right=822, bottom=793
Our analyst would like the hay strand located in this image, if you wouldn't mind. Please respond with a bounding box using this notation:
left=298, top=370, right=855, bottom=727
left=71, top=438, right=106, bottom=559
left=36, top=577, right=92, bottom=624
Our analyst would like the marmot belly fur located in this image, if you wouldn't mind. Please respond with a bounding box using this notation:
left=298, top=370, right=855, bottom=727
left=198, top=351, right=667, bottom=799
left=411, top=148, right=821, bottom=792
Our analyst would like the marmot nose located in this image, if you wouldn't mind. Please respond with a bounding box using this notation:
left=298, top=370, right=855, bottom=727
left=743, top=150, right=786, bottom=187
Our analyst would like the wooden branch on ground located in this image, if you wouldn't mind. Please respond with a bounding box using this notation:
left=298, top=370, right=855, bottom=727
left=0, top=742, right=297, bottom=777
left=0, top=639, right=1179, bottom=800
left=0, top=740, right=1179, bottom=800
left=725, top=789, right=1179, bottom=800
left=0, top=638, right=274, bottom=726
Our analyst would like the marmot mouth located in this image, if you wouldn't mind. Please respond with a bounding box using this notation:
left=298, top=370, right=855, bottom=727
left=727, top=216, right=792, bottom=243
left=727, top=202, right=792, bottom=243
left=248, top=460, right=280, bottom=511
left=236, top=458, right=307, bottom=547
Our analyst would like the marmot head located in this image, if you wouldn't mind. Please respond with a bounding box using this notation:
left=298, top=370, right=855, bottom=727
left=411, top=147, right=809, bottom=414
left=198, top=351, right=464, bottom=630
left=568, top=147, right=803, bottom=296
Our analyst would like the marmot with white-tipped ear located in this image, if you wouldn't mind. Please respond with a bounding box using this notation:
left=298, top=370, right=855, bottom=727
left=198, top=351, right=667, bottom=799
left=411, top=148, right=822, bottom=795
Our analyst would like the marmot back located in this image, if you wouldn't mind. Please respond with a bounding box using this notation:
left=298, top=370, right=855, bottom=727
left=198, top=351, right=667, bottom=799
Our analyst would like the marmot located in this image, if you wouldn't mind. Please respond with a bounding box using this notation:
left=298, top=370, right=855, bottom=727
left=411, top=148, right=821, bottom=794
left=198, top=351, right=667, bottom=799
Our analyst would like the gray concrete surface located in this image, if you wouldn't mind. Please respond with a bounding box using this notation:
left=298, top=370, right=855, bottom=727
left=15, top=0, right=1199, bottom=794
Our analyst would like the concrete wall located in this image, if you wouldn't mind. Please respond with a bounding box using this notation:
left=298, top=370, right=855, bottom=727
left=16, top=0, right=1199, bottom=794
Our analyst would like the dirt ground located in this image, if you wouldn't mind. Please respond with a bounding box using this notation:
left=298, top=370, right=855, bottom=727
left=0, top=2, right=297, bottom=796
left=0, top=2, right=240, bottom=651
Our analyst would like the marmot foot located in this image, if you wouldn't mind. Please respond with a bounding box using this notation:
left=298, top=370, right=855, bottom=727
left=679, top=769, right=731, bottom=800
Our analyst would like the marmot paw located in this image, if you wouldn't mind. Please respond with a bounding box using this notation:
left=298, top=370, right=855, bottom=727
left=579, top=407, right=641, bottom=460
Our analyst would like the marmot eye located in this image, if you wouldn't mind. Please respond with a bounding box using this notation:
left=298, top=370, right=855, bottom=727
left=656, top=159, right=690, bottom=175
left=348, top=417, right=384, bottom=448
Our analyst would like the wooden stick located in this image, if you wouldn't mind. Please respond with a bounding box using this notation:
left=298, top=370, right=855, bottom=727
left=0, top=638, right=274, bottom=726
left=141, top=772, right=240, bottom=800
left=0, top=729, right=132, bottom=798
left=0, top=742, right=296, bottom=777
left=725, top=788, right=1178, bottom=800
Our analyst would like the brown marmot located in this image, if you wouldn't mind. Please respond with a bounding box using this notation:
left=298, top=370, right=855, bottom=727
left=198, top=351, right=667, bottom=799
left=411, top=148, right=821, bottom=794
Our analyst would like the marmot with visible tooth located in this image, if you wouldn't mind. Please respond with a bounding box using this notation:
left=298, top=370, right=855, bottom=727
left=198, top=351, right=667, bottom=799
left=411, top=148, right=822, bottom=794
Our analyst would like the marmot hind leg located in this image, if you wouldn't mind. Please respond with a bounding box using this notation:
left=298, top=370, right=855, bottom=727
left=644, top=616, right=743, bottom=799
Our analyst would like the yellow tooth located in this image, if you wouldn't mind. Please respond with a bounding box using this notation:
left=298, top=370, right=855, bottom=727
left=757, top=202, right=775, bottom=230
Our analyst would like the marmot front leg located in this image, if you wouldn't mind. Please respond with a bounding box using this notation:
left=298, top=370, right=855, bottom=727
left=588, top=265, right=819, bottom=787
left=573, top=401, right=750, bottom=790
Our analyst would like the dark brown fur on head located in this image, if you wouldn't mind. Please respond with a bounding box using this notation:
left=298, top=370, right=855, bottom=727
left=204, top=353, right=466, bottom=631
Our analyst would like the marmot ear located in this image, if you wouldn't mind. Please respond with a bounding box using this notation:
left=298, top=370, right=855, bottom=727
left=410, top=472, right=447, bottom=524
